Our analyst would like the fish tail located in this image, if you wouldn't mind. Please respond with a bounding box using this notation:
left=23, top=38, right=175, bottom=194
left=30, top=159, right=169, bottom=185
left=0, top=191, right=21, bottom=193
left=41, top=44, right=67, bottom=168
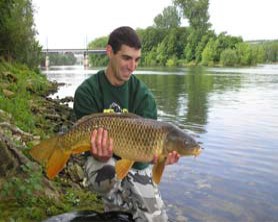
left=29, top=136, right=70, bottom=179
left=46, top=148, right=70, bottom=179
left=29, top=137, right=59, bottom=165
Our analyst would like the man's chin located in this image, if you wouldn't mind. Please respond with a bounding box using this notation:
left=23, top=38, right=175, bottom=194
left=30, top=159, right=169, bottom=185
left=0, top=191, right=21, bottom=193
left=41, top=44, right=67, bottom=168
left=123, top=73, right=132, bottom=80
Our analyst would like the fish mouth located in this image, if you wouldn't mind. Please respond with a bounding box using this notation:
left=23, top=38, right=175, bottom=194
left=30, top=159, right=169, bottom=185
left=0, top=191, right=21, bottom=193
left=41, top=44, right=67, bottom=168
left=193, top=145, right=203, bottom=157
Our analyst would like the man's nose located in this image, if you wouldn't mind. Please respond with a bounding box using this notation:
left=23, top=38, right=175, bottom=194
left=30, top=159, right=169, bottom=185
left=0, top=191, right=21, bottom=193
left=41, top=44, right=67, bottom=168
left=128, top=60, right=137, bottom=71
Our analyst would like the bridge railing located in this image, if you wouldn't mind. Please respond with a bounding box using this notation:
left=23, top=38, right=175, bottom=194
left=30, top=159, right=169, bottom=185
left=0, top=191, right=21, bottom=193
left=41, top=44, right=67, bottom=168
left=42, top=48, right=106, bottom=55
left=42, top=48, right=106, bottom=68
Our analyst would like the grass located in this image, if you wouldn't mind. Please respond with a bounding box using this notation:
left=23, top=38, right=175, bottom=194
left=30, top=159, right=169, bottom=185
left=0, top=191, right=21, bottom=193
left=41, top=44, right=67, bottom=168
left=0, top=61, right=55, bottom=136
left=0, top=61, right=103, bottom=221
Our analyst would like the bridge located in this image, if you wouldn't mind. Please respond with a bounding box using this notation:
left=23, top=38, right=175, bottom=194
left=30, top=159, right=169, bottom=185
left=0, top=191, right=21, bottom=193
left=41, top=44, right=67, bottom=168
left=42, top=48, right=106, bottom=68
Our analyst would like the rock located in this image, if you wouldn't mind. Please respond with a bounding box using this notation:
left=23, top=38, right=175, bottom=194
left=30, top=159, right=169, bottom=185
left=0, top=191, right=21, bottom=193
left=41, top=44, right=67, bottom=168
left=0, top=134, right=19, bottom=177
left=0, top=122, right=35, bottom=142
left=60, top=96, right=74, bottom=103
left=67, top=162, right=85, bottom=182
left=0, top=132, right=61, bottom=200
left=0, top=109, right=12, bottom=122
left=2, top=71, right=18, bottom=82
left=3, top=89, right=15, bottom=98
left=0, top=131, right=33, bottom=179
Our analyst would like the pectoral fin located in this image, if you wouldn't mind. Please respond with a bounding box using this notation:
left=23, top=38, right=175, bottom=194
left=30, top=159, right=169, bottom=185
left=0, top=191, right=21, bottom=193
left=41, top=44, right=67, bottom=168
left=115, top=159, right=134, bottom=180
left=71, top=143, right=91, bottom=154
left=152, top=155, right=167, bottom=184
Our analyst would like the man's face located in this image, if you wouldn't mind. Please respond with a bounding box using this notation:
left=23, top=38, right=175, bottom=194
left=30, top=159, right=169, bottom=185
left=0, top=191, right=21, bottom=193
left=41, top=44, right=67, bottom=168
left=107, top=44, right=141, bottom=86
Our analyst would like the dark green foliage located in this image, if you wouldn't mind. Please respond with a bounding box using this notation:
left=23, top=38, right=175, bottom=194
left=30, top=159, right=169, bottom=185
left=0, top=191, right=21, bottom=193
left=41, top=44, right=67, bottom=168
left=88, top=36, right=108, bottom=66
left=48, top=52, right=77, bottom=66
left=87, top=1, right=277, bottom=67
left=174, top=0, right=211, bottom=31
left=262, top=40, right=278, bottom=63
left=1, top=162, right=43, bottom=206
left=0, top=61, right=54, bottom=134
left=153, top=6, right=181, bottom=28
left=202, top=32, right=243, bottom=65
left=0, top=0, right=41, bottom=68
left=220, top=48, right=238, bottom=66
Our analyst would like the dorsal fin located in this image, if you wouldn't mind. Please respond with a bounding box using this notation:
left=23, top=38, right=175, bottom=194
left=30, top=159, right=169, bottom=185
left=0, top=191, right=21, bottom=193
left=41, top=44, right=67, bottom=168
left=74, top=112, right=142, bottom=126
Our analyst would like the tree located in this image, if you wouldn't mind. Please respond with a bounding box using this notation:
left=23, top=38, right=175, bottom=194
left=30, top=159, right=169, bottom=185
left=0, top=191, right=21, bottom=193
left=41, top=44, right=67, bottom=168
left=153, top=6, right=181, bottom=29
left=174, top=0, right=211, bottom=62
left=49, top=52, right=77, bottom=66
left=213, top=32, right=243, bottom=62
left=0, top=0, right=15, bottom=59
left=88, top=36, right=108, bottom=66
left=235, top=42, right=252, bottom=66
left=262, top=40, right=278, bottom=63
left=174, top=0, right=211, bottom=32
left=195, top=30, right=215, bottom=62
left=0, top=0, right=41, bottom=68
left=139, top=27, right=168, bottom=65
left=220, top=48, right=238, bottom=66
left=201, top=38, right=216, bottom=66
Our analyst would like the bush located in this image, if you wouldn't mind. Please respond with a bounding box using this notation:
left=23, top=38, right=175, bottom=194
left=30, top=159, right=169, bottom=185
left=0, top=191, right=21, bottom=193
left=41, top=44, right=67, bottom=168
left=220, top=48, right=238, bottom=66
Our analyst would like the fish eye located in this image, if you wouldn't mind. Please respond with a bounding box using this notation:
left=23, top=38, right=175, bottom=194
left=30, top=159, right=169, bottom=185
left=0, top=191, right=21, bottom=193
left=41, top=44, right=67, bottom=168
left=184, top=140, right=189, bottom=146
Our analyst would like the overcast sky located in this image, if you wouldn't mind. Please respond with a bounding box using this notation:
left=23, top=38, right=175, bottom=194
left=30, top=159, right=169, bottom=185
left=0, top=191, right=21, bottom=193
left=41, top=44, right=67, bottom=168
left=33, top=0, right=278, bottom=49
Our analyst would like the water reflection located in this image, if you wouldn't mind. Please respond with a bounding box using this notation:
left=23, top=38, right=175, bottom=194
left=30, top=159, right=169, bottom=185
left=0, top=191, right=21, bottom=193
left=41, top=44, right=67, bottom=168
left=44, top=65, right=278, bottom=222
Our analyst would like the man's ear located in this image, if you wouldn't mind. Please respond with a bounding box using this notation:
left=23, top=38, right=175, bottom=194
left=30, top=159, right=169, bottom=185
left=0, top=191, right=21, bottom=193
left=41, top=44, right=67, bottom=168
left=106, top=45, right=113, bottom=57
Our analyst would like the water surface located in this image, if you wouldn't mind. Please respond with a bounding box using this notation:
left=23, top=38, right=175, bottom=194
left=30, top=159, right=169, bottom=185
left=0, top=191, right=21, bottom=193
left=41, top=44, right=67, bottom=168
left=45, top=64, right=278, bottom=222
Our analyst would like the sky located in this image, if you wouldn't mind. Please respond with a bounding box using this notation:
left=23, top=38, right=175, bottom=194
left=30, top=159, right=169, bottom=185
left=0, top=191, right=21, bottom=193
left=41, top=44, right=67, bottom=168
left=33, top=0, right=278, bottom=49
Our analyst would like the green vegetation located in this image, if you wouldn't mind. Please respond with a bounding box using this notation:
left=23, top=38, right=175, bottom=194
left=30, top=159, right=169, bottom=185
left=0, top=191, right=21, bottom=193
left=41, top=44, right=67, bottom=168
left=1, top=163, right=44, bottom=206
left=88, top=0, right=278, bottom=67
left=0, top=0, right=41, bottom=69
left=0, top=61, right=103, bottom=221
left=88, top=36, right=109, bottom=66
left=48, top=52, right=77, bottom=66
left=0, top=61, right=54, bottom=135
left=153, top=5, right=181, bottom=29
left=0, top=1, right=102, bottom=220
left=1, top=162, right=102, bottom=222
left=1, top=0, right=276, bottom=68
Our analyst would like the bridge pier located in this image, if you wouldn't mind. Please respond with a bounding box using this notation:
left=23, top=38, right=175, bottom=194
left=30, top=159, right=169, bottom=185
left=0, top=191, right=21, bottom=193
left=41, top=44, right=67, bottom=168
left=45, top=55, right=49, bottom=69
left=83, top=52, right=89, bottom=68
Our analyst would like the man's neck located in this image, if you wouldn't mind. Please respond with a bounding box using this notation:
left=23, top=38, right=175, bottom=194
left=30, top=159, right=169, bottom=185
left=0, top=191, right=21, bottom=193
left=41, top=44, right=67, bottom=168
left=105, top=67, right=125, bottom=87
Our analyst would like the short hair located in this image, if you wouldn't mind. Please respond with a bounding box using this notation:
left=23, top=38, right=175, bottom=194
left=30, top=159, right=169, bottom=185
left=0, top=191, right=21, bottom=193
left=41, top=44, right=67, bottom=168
left=108, top=26, right=141, bottom=54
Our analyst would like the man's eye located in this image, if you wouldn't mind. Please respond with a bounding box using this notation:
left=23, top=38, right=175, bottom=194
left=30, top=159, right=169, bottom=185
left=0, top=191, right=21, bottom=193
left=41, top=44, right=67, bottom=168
left=122, top=56, right=130, bottom=60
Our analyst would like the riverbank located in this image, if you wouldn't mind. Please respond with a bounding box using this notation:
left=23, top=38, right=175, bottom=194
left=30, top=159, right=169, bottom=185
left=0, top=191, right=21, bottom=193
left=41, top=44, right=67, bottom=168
left=0, top=61, right=103, bottom=221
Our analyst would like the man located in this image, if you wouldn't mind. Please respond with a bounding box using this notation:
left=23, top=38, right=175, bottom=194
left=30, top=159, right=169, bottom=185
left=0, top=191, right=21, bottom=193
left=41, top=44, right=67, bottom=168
left=74, top=26, right=179, bottom=222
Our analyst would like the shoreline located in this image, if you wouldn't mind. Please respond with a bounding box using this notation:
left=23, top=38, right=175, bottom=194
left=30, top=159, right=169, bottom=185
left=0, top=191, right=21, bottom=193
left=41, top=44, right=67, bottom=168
left=0, top=62, right=103, bottom=221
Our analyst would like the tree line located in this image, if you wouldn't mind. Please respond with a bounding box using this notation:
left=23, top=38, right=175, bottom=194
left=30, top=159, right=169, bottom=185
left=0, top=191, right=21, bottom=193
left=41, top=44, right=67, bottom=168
left=89, top=0, right=277, bottom=67
left=48, top=53, right=77, bottom=66
left=0, top=0, right=41, bottom=69
left=0, top=0, right=277, bottom=68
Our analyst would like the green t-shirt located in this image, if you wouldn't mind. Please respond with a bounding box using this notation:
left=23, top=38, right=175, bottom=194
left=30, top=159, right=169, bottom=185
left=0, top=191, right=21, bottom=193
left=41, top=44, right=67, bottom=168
left=73, top=70, right=157, bottom=169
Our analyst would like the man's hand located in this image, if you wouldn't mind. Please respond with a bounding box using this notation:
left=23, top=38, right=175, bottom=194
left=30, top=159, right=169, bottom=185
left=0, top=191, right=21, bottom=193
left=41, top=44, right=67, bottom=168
left=90, top=128, right=113, bottom=162
left=152, top=151, right=180, bottom=165
left=165, top=151, right=180, bottom=165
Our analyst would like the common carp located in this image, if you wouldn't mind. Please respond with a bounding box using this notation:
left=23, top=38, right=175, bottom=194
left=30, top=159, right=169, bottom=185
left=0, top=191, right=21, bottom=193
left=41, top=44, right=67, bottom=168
left=30, top=113, right=201, bottom=184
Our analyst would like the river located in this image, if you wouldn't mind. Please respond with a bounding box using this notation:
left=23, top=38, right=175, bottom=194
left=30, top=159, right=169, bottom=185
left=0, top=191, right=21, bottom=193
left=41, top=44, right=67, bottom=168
left=44, top=64, right=278, bottom=222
